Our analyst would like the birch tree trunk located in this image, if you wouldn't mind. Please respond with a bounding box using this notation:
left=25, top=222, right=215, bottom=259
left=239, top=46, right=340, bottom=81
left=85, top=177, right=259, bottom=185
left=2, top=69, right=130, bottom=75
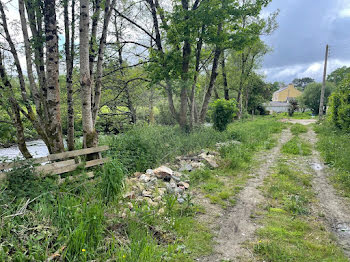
left=80, top=0, right=98, bottom=148
left=44, top=0, right=65, bottom=153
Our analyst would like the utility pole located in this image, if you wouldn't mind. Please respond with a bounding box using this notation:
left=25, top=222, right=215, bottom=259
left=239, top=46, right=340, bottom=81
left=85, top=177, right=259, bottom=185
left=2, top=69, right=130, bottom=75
left=319, top=44, right=329, bottom=119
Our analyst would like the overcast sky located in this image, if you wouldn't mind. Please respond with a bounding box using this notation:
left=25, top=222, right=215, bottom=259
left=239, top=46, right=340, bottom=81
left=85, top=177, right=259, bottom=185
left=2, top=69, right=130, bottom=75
left=261, top=0, right=350, bottom=83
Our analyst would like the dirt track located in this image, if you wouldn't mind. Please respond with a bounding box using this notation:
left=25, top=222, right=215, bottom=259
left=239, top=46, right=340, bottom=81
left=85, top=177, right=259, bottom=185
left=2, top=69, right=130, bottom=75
left=200, top=119, right=350, bottom=261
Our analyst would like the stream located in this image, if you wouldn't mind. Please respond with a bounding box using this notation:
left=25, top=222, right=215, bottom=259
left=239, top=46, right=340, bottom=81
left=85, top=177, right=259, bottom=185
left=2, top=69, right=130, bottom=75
left=0, top=140, right=50, bottom=161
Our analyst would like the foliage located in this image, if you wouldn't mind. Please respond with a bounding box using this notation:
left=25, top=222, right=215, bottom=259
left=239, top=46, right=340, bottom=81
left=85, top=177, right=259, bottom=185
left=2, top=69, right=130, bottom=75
left=288, top=98, right=299, bottom=116
left=254, top=163, right=347, bottom=262
left=99, top=161, right=125, bottom=203
left=108, top=124, right=230, bottom=174
left=328, top=74, right=350, bottom=131
left=292, top=77, right=315, bottom=91
left=209, top=99, right=238, bottom=131
left=299, top=82, right=334, bottom=114
left=327, top=66, right=350, bottom=86
left=5, top=160, right=57, bottom=199
left=315, top=123, right=350, bottom=197
left=290, top=123, right=308, bottom=135
left=281, top=136, right=312, bottom=156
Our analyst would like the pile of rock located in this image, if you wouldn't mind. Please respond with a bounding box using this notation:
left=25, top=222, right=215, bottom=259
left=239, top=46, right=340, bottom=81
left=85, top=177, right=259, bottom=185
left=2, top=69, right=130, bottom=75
left=124, top=165, right=190, bottom=206
left=122, top=149, right=222, bottom=209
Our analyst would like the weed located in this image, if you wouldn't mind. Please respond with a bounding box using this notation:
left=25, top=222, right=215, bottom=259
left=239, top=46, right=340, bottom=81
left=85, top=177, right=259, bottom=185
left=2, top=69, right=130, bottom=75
left=315, top=123, right=350, bottom=197
left=282, top=136, right=312, bottom=156
left=291, top=123, right=308, bottom=135
left=254, top=163, right=347, bottom=261
left=99, top=161, right=125, bottom=203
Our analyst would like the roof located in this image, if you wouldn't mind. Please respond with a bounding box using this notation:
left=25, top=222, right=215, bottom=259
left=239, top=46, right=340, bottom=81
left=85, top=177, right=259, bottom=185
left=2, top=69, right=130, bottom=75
left=263, top=101, right=290, bottom=107
left=273, top=86, right=289, bottom=94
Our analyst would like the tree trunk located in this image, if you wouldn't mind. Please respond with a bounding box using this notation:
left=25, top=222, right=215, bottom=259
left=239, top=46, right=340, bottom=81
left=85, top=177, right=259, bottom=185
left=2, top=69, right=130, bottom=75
left=0, top=51, right=32, bottom=159
left=199, top=24, right=222, bottom=123
left=190, top=25, right=204, bottom=129
left=10, top=101, right=32, bottom=159
left=44, top=0, right=65, bottom=153
left=221, top=51, right=229, bottom=100
left=80, top=0, right=98, bottom=148
left=92, top=0, right=116, bottom=124
left=64, top=0, right=75, bottom=151
left=18, top=0, right=41, bottom=112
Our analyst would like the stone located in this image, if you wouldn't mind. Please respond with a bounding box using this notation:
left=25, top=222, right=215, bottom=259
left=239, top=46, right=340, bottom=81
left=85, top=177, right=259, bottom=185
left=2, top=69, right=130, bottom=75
left=166, top=183, right=176, bottom=194
left=146, top=169, right=155, bottom=176
left=178, top=181, right=189, bottom=189
left=175, top=187, right=184, bottom=195
left=139, top=174, right=151, bottom=183
left=179, top=163, right=193, bottom=172
left=157, top=207, right=165, bottom=215
left=153, top=166, right=173, bottom=179
left=133, top=172, right=142, bottom=178
left=191, top=162, right=205, bottom=169
left=142, top=190, right=153, bottom=198
left=123, top=191, right=136, bottom=199
left=153, top=196, right=162, bottom=202
left=177, top=198, right=185, bottom=204
left=199, top=152, right=219, bottom=168
left=171, top=174, right=181, bottom=182
left=158, top=188, right=166, bottom=196
left=145, top=198, right=157, bottom=207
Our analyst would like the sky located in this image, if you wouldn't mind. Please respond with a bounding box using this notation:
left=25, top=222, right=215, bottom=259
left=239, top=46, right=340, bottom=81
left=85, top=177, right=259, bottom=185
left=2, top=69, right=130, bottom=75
left=261, top=0, right=350, bottom=84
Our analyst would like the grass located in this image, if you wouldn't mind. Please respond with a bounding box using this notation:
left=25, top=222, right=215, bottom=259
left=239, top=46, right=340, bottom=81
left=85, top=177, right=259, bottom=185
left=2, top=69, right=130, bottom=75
left=272, top=112, right=314, bottom=120
left=315, top=122, right=350, bottom=197
left=188, top=118, right=286, bottom=209
left=291, top=123, right=308, bottom=135
left=253, top=163, right=347, bottom=262
left=282, top=136, right=312, bottom=156
left=0, top=117, right=286, bottom=261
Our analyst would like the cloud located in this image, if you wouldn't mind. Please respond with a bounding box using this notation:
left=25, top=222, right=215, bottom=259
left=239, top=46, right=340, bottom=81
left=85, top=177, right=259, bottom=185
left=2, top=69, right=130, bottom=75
left=261, top=0, right=350, bottom=82
left=262, top=59, right=350, bottom=83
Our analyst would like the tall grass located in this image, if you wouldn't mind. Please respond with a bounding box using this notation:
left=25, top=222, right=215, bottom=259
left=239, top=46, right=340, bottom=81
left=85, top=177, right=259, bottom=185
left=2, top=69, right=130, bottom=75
left=0, top=117, right=286, bottom=261
left=315, top=123, right=350, bottom=197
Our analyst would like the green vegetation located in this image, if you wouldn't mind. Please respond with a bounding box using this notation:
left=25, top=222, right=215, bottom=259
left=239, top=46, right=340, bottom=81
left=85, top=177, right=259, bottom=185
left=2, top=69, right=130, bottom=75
left=272, top=112, right=313, bottom=120
left=299, top=82, right=335, bottom=115
left=315, top=123, right=350, bottom=197
left=290, top=123, right=308, bottom=135
left=281, top=136, right=312, bottom=156
left=254, top=163, right=347, bottom=261
left=0, top=118, right=285, bottom=261
left=328, top=74, right=350, bottom=131
left=209, top=99, right=238, bottom=131
left=189, top=118, right=285, bottom=208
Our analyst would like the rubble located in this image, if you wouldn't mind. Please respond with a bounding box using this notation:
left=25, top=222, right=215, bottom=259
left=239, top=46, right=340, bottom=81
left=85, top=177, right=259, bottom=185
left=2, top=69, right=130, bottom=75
left=123, top=149, right=220, bottom=207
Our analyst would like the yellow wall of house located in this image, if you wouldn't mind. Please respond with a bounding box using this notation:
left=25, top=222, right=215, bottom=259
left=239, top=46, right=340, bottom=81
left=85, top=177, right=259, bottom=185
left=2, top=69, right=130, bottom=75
left=272, top=84, right=302, bottom=102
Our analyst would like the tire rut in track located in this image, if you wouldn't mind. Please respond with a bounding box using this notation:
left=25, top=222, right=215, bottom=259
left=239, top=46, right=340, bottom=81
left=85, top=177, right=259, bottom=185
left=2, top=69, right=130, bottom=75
left=201, top=128, right=292, bottom=262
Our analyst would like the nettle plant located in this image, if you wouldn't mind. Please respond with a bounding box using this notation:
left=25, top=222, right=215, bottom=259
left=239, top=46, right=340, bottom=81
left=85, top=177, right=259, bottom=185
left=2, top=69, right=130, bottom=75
left=209, top=99, right=238, bottom=131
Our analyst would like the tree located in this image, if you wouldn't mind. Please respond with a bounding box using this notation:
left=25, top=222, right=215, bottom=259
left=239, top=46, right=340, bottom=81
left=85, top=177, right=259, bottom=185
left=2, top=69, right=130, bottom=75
left=299, top=82, right=334, bottom=114
left=292, top=77, right=315, bottom=91
left=327, top=66, right=350, bottom=86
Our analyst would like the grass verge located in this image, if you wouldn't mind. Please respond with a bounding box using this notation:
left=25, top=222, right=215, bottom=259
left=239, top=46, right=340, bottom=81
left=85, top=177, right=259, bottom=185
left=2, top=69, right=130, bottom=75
left=315, top=122, right=350, bottom=198
left=253, top=162, right=347, bottom=261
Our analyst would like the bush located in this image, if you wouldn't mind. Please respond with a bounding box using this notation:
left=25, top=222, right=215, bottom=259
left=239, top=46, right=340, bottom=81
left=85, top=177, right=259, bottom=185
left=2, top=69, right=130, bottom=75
left=209, top=99, right=238, bottom=131
left=108, top=124, right=228, bottom=173
left=299, top=82, right=334, bottom=114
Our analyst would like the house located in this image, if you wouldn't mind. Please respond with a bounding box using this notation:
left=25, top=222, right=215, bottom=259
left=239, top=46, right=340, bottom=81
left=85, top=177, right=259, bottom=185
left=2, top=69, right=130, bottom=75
left=272, top=84, right=302, bottom=102
left=263, top=84, right=302, bottom=114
